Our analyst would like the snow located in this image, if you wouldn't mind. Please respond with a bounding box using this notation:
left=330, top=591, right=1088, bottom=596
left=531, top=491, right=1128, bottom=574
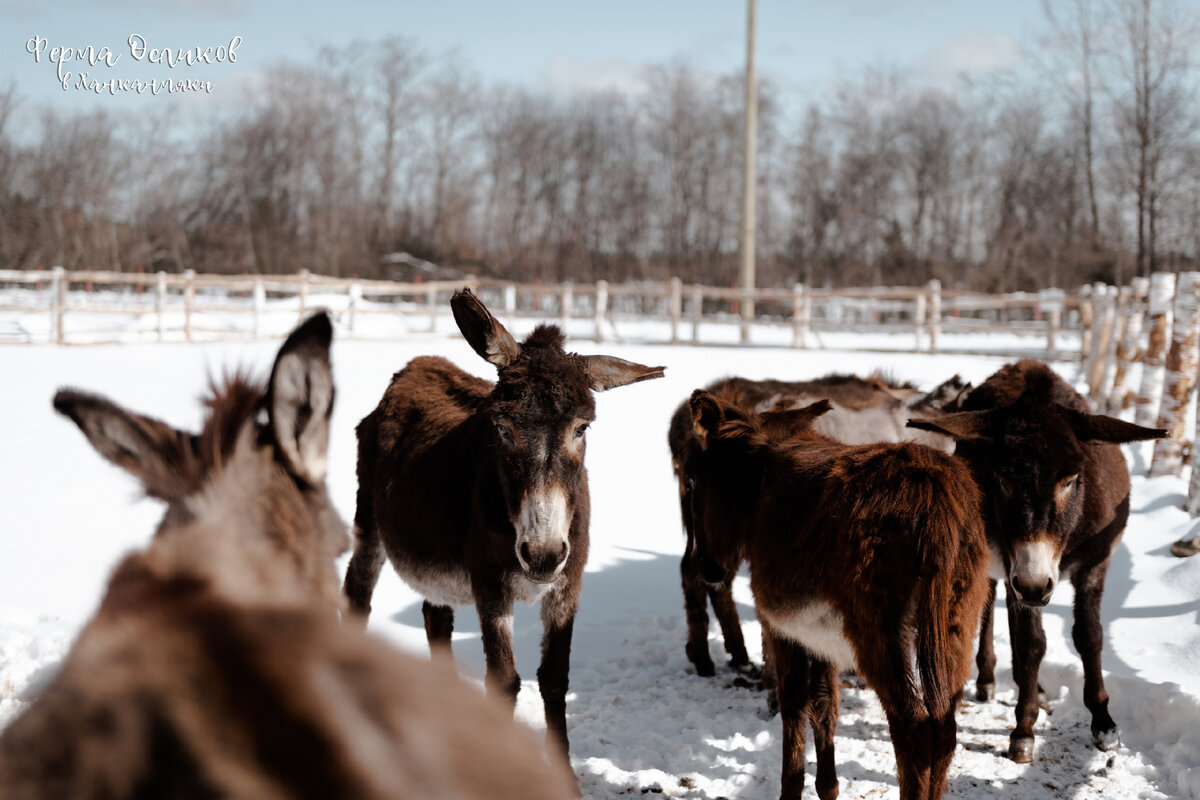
left=1, top=312, right=1199, bottom=798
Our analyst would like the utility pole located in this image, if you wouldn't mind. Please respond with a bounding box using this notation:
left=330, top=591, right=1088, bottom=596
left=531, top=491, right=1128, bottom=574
left=739, top=0, right=758, bottom=342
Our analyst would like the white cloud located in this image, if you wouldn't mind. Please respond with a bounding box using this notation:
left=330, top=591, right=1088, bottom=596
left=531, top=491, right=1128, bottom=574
left=917, top=30, right=1021, bottom=86
left=545, top=54, right=648, bottom=98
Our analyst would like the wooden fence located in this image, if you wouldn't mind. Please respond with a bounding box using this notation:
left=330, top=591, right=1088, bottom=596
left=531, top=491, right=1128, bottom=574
left=0, top=268, right=1081, bottom=354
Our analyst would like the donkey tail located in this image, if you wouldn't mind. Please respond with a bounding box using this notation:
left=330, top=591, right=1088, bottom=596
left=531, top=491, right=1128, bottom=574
left=343, top=410, right=386, bottom=623
left=916, top=473, right=982, bottom=721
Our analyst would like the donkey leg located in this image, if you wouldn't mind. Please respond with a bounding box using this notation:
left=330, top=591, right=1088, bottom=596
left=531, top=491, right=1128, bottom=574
left=475, top=590, right=521, bottom=709
left=929, top=706, right=960, bottom=800
left=882, top=707, right=932, bottom=800
left=1072, top=560, right=1120, bottom=750
left=342, top=522, right=386, bottom=626
left=808, top=659, right=840, bottom=800
left=422, top=601, right=455, bottom=661
left=680, top=557, right=717, bottom=677
left=709, top=584, right=751, bottom=670
left=974, top=578, right=997, bottom=701
left=761, top=625, right=779, bottom=717
left=1006, top=592, right=1047, bottom=763
left=539, top=586, right=582, bottom=796
left=765, top=628, right=811, bottom=800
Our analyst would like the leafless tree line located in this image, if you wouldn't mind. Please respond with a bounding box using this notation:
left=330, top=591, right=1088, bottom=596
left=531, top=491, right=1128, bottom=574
left=0, top=1, right=1197, bottom=290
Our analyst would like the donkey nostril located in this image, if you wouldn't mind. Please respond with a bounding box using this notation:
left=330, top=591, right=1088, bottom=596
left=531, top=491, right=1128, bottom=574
left=519, top=541, right=531, bottom=565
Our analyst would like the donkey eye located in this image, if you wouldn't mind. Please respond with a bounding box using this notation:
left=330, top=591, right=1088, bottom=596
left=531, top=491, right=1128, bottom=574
left=494, top=421, right=515, bottom=445
left=996, top=475, right=1013, bottom=496
left=574, top=423, right=589, bottom=439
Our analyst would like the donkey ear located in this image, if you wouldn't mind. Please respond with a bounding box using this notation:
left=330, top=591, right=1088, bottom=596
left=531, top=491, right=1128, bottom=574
left=1066, top=408, right=1167, bottom=444
left=906, top=409, right=993, bottom=441
left=267, top=312, right=334, bottom=485
left=689, top=390, right=725, bottom=449
left=53, top=389, right=194, bottom=500
left=580, top=355, right=665, bottom=392
left=451, top=289, right=521, bottom=368
left=760, top=398, right=832, bottom=436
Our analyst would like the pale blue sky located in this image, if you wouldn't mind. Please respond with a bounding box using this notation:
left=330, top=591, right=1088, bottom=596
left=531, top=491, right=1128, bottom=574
left=2, top=0, right=1043, bottom=120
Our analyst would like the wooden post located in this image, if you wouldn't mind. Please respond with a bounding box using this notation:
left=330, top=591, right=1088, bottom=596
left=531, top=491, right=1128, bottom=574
left=926, top=279, right=941, bottom=352
left=253, top=277, right=266, bottom=340
left=560, top=282, right=574, bottom=332
left=504, top=284, right=517, bottom=316
left=738, top=287, right=752, bottom=344
left=427, top=285, right=438, bottom=333
left=1108, top=278, right=1149, bottom=412
left=50, top=266, right=66, bottom=345
left=1097, top=285, right=1131, bottom=411
left=348, top=280, right=361, bottom=336
left=1087, top=284, right=1115, bottom=403
left=1135, top=272, right=1177, bottom=427
left=1039, top=288, right=1064, bottom=356
left=669, top=277, right=682, bottom=345
left=691, top=285, right=703, bottom=344
left=1078, top=283, right=1095, bottom=365
left=595, top=280, right=609, bottom=344
left=913, top=290, right=928, bottom=352
left=184, top=269, right=196, bottom=343
left=155, top=271, right=167, bottom=342
left=298, top=269, right=310, bottom=321
left=1150, top=271, right=1200, bottom=477
left=792, top=283, right=809, bottom=349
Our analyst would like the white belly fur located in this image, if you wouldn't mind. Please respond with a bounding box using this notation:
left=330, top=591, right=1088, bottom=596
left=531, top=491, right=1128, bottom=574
left=391, top=560, right=558, bottom=608
left=764, top=600, right=857, bottom=669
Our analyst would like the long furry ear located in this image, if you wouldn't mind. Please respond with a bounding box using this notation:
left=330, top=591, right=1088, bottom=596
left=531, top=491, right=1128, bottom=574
left=580, top=355, right=665, bottom=392
left=1065, top=408, right=1167, bottom=444
left=53, top=390, right=195, bottom=500
left=906, top=409, right=994, bottom=441
left=689, top=390, right=725, bottom=450
left=760, top=398, right=832, bottom=438
left=267, top=312, right=334, bottom=486
left=451, top=289, right=521, bottom=368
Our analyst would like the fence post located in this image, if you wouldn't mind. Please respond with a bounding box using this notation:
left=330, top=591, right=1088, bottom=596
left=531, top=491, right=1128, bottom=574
left=504, top=284, right=517, bottom=316
left=1135, top=272, right=1177, bottom=427
left=184, top=269, right=196, bottom=343
left=792, top=283, right=809, bottom=348
left=50, top=266, right=66, bottom=345
left=298, top=269, right=310, bottom=321
left=427, top=284, right=438, bottom=333
left=1149, top=271, right=1200, bottom=477
left=1039, top=288, right=1064, bottom=356
left=554, top=282, right=570, bottom=333
left=253, top=277, right=266, bottom=340
left=1078, top=283, right=1095, bottom=364
left=348, top=280, right=361, bottom=336
left=913, top=290, right=928, bottom=352
left=1108, top=277, right=1149, bottom=412
left=1097, top=285, right=1131, bottom=411
left=154, top=271, right=167, bottom=342
left=595, top=280, right=608, bottom=344
left=1087, top=284, right=1115, bottom=404
left=691, top=285, right=703, bottom=344
left=669, top=277, right=682, bottom=345
left=926, top=279, right=941, bottom=352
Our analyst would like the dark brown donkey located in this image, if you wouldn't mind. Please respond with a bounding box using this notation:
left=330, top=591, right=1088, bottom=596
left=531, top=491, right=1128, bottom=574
left=686, top=390, right=989, bottom=800
left=343, top=289, right=664, bottom=770
left=667, top=372, right=969, bottom=678
left=909, top=359, right=1166, bottom=763
left=0, top=314, right=576, bottom=800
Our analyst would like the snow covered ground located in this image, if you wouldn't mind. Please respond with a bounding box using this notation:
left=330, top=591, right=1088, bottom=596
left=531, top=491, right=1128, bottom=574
left=1, top=312, right=1198, bottom=798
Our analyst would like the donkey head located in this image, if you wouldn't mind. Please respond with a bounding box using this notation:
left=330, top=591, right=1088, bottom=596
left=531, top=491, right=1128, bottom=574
left=908, top=394, right=1164, bottom=607
left=53, top=313, right=348, bottom=608
left=686, top=389, right=831, bottom=587
left=452, top=289, right=664, bottom=583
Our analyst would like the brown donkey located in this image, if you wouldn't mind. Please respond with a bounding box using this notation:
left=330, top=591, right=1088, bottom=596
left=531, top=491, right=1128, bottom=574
left=343, top=289, right=664, bottom=772
left=909, top=359, right=1166, bottom=763
left=686, top=390, right=989, bottom=800
left=0, top=314, right=576, bottom=800
left=667, top=373, right=969, bottom=679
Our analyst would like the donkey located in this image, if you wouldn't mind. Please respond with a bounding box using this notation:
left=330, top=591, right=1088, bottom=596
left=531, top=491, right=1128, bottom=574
left=343, top=289, right=664, bottom=771
left=0, top=313, right=576, bottom=800
left=667, top=372, right=970, bottom=679
left=908, top=359, right=1166, bottom=763
left=686, top=390, right=989, bottom=800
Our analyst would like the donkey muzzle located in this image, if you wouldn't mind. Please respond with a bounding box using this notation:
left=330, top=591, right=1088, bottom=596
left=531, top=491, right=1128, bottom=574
left=515, top=486, right=571, bottom=583
left=1009, top=539, right=1059, bottom=607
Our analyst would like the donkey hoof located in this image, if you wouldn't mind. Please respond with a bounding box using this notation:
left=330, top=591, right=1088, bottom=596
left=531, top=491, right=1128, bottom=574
left=1093, top=726, right=1121, bottom=752
left=975, top=682, right=995, bottom=702
left=733, top=659, right=762, bottom=680
left=1008, top=736, right=1035, bottom=763
left=1038, top=690, right=1052, bottom=714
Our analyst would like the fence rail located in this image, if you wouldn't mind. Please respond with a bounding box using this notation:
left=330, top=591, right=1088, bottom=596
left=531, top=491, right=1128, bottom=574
left=0, top=268, right=1082, bottom=355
